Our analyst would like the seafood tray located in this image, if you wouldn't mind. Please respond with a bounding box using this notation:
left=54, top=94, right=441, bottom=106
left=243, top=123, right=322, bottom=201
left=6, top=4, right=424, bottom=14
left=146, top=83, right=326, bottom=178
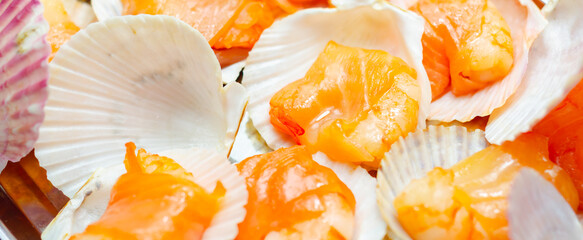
left=4, top=0, right=583, bottom=239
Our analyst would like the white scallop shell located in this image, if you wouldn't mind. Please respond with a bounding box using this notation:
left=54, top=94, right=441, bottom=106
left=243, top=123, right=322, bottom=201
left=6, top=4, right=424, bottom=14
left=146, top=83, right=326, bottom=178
left=243, top=2, right=430, bottom=150
left=313, top=152, right=387, bottom=240
left=91, top=0, right=122, bottom=21
left=376, top=125, right=488, bottom=240
left=486, top=0, right=583, bottom=144
left=61, top=0, right=96, bottom=28
left=0, top=0, right=50, bottom=173
left=508, top=168, right=583, bottom=240
left=428, top=0, right=547, bottom=122
left=42, top=147, right=248, bottom=240
left=34, top=15, right=248, bottom=198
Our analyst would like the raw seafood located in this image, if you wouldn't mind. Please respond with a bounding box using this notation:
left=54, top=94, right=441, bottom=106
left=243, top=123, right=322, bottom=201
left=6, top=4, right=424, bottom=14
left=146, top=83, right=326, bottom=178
left=236, top=146, right=356, bottom=239
left=70, top=143, right=224, bottom=239
left=242, top=3, right=429, bottom=152
left=412, top=0, right=513, bottom=98
left=486, top=0, right=583, bottom=144
left=533, top=78, right=583, bottom=209
left=394, top=133, right=578, bottom=239
left=270, top=41, right=419, bottom=169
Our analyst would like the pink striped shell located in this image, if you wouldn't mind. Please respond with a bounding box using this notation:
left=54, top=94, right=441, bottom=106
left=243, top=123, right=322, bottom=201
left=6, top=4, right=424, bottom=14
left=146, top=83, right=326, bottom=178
left=0, top=0, right=50, bottom=172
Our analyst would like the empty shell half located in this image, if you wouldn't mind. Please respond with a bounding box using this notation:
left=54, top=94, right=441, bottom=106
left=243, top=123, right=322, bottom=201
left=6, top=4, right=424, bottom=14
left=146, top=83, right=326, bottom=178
left=486, top=0, right=583, bottom=144
left=42, top=147, right=248, bottom=240
left=34, top=15, right=248, bottom=198
left=242, top=2, right=430, bottom=150
left=376, top=125, right=488, bottom=239
left=0, top=0, right=50, bottom=173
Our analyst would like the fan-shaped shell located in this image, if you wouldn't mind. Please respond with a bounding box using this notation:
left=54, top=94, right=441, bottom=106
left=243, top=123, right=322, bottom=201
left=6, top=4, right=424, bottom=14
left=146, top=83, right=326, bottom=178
left=486, top=0, right=583, bottom=144
left=242, top=3, right=430, bottom=150
left=376, top=125, right=488, bottom=239
left=42, top=147, right=248, bottom=240
left=35, top=15, right=247, bottom=198
left=0, top=0, right=50, bottom=172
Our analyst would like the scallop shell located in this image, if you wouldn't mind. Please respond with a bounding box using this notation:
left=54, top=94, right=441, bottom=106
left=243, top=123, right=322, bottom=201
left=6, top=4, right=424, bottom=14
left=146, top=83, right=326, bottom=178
left=61, top=0, right=96, bottom=28
left=428, top=0, right=547, bottom=122
left=313, top=152, right=387, bottom=240
left=508, top=168, right=583, bottom=240
left=34, top=15, right=248, bottom=198
left=243, top=2, right=430, bottom=150
left=91, top=0, right=122, bottom=21
left=485, top=0, right=583, bottom=144
left=376, top=125, right=488, bottom=239
left=0, top=0, right=50, bottom=173
left=42, top=147, right=248, bottom=240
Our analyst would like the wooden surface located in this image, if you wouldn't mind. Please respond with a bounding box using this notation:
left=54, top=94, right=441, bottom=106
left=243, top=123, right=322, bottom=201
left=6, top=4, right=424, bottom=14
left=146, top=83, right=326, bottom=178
left=0, top=151, right=69, bottom=239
